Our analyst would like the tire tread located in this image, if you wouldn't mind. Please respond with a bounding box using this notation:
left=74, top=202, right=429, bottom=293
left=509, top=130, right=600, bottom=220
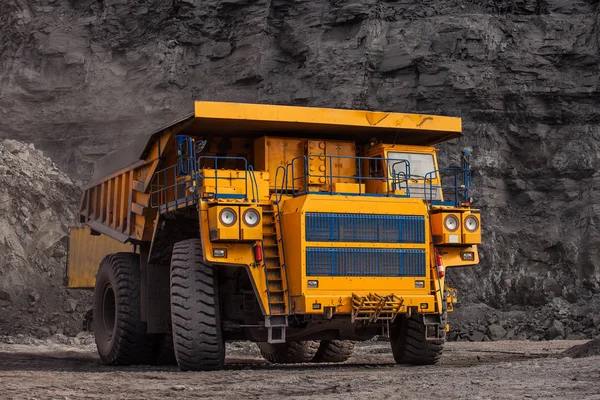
left=170, top=239, right=224, bottom=371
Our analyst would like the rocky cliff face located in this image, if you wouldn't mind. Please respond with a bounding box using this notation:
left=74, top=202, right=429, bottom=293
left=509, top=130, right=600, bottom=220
left=0, top=139, right=87, bottom=336
left=1, top=0, right=599, bottom=337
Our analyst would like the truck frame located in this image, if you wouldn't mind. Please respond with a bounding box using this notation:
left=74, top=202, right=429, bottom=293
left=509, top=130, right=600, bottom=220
left=66, top=101, right=481, bottom=370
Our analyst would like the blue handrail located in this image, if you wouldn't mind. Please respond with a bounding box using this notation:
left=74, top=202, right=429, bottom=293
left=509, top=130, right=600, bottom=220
left=424, top=168, right=471, bottom=207
left=282, top=154, right=412, bottom=197
left=152, top=154, right=263, bottom=207
left=197, top=155, right=250, bottom=200
left=150, top=164, right=196, bottom=209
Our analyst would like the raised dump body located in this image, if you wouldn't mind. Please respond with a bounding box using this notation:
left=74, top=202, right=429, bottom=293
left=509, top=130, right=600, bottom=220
left=67, top=101, right=481, bottom=370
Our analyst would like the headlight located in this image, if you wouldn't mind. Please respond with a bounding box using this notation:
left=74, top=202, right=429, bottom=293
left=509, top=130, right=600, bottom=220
left=219, top=207, right=237, bottom=227
left=464, top=216, right=479, bottom=232
left=242, top=208, right=261, bottom=227
left=444, top=215, right=459, bottom=232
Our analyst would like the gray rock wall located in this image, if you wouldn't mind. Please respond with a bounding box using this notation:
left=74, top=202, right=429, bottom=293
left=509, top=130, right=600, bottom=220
left=1, top=0, right=599, bottom=333
left=0, top=139, right=87, bottom=336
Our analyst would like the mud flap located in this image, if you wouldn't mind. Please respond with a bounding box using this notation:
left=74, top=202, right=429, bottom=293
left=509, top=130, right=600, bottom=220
left=423, top=314, right=445, bottom=340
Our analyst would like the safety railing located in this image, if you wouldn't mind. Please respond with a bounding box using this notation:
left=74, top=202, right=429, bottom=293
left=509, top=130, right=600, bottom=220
left=424, top=168, right=472, bottom=207
left=276, top=154, right=412, bottom=198
left=150, top=164, right=197, bottom=211
left=150, top=155, right=262, bottom=210
left=197, top=156, right=258, bottom=202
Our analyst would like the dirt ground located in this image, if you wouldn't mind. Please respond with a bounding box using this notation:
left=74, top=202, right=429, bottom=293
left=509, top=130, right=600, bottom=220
left=1, top=340, right=600, bottom=400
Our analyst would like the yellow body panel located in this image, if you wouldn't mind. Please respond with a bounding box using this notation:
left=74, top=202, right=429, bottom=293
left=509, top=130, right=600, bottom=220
left=279, top=194, right=435, bottom=315
left=254, top=137, right=304, bottom=190
left=440, top=245, right=480, bottom=267
left=254, top=136, right=357, bottom=192
left=208, top=205, right=240, bottom=241
left=240, top=206, right=263, bottom=240
left=199, top=169, right=270, bottom=201
left=461, top=212, right=482, bottom=244
left=66, top=225, right=135, bottom=288
left=200, top=205, right=255, bottom=264
left=332, top=182, right=365, bottom=194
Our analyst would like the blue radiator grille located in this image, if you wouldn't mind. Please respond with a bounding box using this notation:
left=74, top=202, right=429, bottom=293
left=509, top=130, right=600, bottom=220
left=305, top=213, right=425, bottom=243
left=306, top=248, right=427, bottom=277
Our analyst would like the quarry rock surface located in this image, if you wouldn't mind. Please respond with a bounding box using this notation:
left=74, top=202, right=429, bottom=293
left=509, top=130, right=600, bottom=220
left=0, top=139, right=88, bottom=336
left=0, top=1, right=599, bottom=337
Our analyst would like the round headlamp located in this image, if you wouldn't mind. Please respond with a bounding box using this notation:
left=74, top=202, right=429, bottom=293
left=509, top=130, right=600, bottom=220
left=444, top=215, right=459, bottom=232
left=242, top=208, right=261, bottom=227
left=219, top=208, right=237, bottom=227
left=464, top=215, right=479, bottom=232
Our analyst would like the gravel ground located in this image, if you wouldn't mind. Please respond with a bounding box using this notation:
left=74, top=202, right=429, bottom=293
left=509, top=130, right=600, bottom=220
left=1, top=340, right=599, bottom=399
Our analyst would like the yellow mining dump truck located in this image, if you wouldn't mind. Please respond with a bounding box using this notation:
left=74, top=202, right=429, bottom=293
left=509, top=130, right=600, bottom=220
left=66, top=101, right=481, bottom=370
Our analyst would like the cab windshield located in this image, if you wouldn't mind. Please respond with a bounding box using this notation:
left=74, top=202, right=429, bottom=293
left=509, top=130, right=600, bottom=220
left=388, top=152, right=436, bottom=179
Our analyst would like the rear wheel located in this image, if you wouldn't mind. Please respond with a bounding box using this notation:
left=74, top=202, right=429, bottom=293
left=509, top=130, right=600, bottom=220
left=390, top=314, right=444, bottom=365
left=170, top=239, right=224, bottom=371
left=93, top=253, right=155, bottom=365
left=258, top=341, right=320, bottom=364
left=312, top=340, right=356, bottom=363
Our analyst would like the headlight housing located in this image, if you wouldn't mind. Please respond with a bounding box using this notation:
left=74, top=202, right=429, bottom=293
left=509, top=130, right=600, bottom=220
left=219, top=207, right=237, bottom=227
left=444, top=215, right=459, bottom=232
left=242, top=208, right=261, bottom=227
left=464, top=215, right=479, bottom=232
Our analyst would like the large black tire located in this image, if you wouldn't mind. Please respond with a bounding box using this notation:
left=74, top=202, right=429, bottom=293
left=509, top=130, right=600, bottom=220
left=390, top=314, right=444, bottom=365
left=312, top=340, right=356, bottom=363
left=93, top=253, right=155, bottom=365
left=258, top=341, right=320, bottom=364
left=170, top=239, right=224, bottom=371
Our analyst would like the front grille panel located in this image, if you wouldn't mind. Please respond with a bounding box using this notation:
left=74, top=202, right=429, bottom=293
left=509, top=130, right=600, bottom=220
left=306, top=247, right=427, bottom=277
left=305, top=213, right=425, bottom=243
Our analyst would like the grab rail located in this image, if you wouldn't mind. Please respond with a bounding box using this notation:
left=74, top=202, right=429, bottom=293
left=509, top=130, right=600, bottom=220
left=282, top=154, right=412, bottom=197
left=424, top=168, right=471, bottom=207
left=197, top=156, right=251, bottom=201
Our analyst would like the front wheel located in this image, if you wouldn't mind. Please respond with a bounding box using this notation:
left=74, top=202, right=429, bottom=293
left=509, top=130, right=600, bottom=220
left=170, top=239, right=225, bottom=371
left=390, top=314, right=444, bottom=365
